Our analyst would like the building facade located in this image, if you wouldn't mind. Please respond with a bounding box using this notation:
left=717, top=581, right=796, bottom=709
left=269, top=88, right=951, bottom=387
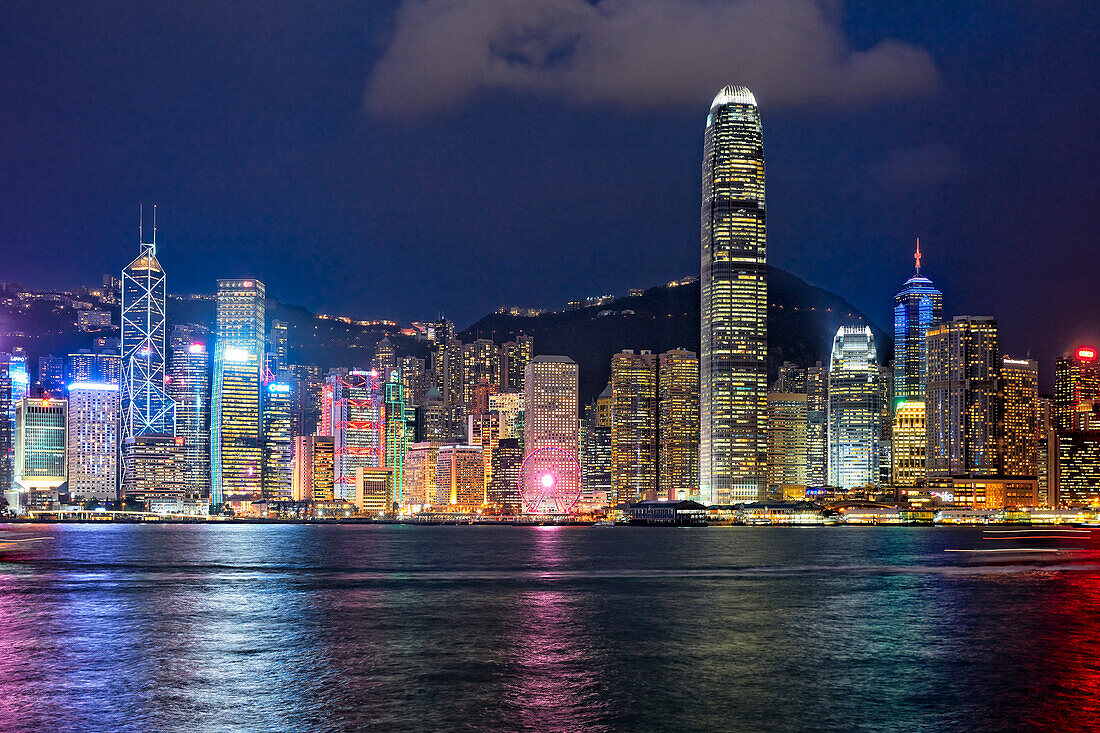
left=893, top=241, right=943, bottom=404
left=766, top=392, right=807, bottom=497
left=610, top=350, right=657, bottom=504
left=66, top=382, right=119, bottom=502
left=658, top=349, right=699, bottom=501
left=827, top=327, right=882, bottom=490
left=700, top=85, right=768, bottom=505
left=168, top=340, right=211, bottom=502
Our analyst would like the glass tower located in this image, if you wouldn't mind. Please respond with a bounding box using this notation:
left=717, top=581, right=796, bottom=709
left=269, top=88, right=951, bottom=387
left=700, top=85, right=767, bottom=505
left=893, top=239, right=943, bottom=405
left=827, top=327, right=882, bottom=490
left=120, top=209, right=176, bottom=490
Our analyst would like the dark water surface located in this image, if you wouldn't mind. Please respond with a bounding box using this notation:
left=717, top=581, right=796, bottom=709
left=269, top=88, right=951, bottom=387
left=1, top=524, right=1098, bottom=732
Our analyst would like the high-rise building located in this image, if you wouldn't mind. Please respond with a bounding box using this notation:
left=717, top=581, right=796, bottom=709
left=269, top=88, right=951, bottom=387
left=288, top=364, right=323, bottom=438
left=384, top=376, right=407, bottom=506
left=658, top=349, right=699, bottom=501
left=999, top=357, right=1039, bottom=477
left=5, top=354, right=28, bottom=486
left=1054, top=432, right=1100, bottom=506
left=13, top=397, right=68, bottom=510
left=121, top=435, right=186, bottom=508
left=460, top=339, right=500, bottom=415
left=827, top=327, right=882, bottom=490
left=329, top=370, right=384, bottom=502
left=925, top=317, right=1000, bottom=479
left=1054, top=346, right=1099, bottom=432
left=403, top=442, right=440, bottom=508
left=700, top=85, right=767, bottom=505
left=373, top=336, right=396, bottom=377
left=489, top=437, right=523, bottom=513
left=0, top=358, right=10, bottom=492
left=211, top=279, right=265, bottom=505
left=610, top=350, right=657, bottom=504
left=893, top=240, right=943, bottom=405
left=167, top=340, right=211, bottom=502
left=66, top=382, right=119, bottom=502
left=120, top=212, right=176, bottom=489
left=892, top=401, right=927, bottom=488
left=766, top=393, right=807, bottom=497
left=772, top=362, right=806, bottom=393
left=435, top=444, right=484, bottom=508
left=805, top=364, right=827, bottom=487
left=399, top=356, right=426, bottom=407
left=261, top=381, right=294, bottom=501
left=36, top=355, right=64, bottom=391
left=523, top=356, right=580, bottom=512
left=268, top=319, right=288, bottom=372
left=291, top=435, right=333, bottom=502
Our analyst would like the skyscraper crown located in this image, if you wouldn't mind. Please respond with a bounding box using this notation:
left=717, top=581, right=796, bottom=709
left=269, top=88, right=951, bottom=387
left=710, top=85, right=757, bottom=109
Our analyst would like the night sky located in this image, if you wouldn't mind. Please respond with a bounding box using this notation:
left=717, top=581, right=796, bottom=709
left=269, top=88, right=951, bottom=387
left=2, top=1, right=1097, bottom=383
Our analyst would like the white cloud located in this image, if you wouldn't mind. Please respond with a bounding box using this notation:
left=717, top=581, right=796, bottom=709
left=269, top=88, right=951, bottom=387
left=365, top=0, right=939, bottom=117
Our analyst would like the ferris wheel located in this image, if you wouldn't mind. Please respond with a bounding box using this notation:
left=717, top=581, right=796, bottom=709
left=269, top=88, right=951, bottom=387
left=518, top=446, right=581, bottom=515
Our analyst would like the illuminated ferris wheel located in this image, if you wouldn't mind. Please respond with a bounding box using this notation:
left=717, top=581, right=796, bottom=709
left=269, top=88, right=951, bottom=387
left=518, top=446, right=581, bottom=515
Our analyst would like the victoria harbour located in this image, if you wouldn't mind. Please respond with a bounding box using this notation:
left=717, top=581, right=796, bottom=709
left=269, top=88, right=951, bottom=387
left=2, top=524, right=1098, bottom=732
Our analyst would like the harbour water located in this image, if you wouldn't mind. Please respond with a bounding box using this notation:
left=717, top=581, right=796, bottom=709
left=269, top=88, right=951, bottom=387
left=0, top=524, right=1097, bottom=732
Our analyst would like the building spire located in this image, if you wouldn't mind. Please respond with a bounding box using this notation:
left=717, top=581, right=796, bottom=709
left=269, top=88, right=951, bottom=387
left=914, top=237, right=922, bottom=275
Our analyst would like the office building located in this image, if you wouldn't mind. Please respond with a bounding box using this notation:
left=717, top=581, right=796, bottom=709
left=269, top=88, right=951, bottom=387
left=926, top=317, right=1000, bottom=479
left=610, top=350, right=657, bottom=504
left=700, top=85, right=768, bottom=505
left=805, top=364, right=827, bottom=487
left=502, top=335, right=533, bottom=391
left=268, top=319, right=288, bottom=372
left=489, top=437, right=523, bottom=513
left=658, top=349, right=699, bottom=501
left=355, top=467, right=392, bottom=515
left=891, top=401, right=927, bottom=488
left=329, top=370, right=384, bottom=502
left=12, top=397, right=67, bottom=510
left=261, top=381, right=294, bottom=501
left=291, top=435, right=334, bottom=502
left=1054, top=432, right=1100, bottom=506
left=167, top=340, right=211, bottom=502
left=0, top=359, right=10, bottom=491
left=121, top=435, right=186, bottom=508
left=893, top=240, right=943, bottom=404
left=66, top=382, right=119, bottom=502
left=403, top=442, right=440, bottom=508
left=67, top=350, right=122, bottom=387
left=827, top=327, right=882, bottom=490
left=435, top=443, right=484, bottom=508
left=384, top=376, right=408, bottom=505
left=1054, top=346, right=1099, bottom=432
left=999, top=357, right=1039, bottom=477
left=211, top=279, right=265, bottom=505
left=36, top=355, right=64, bottom=391
left=766, top=393, right=807, bottom=498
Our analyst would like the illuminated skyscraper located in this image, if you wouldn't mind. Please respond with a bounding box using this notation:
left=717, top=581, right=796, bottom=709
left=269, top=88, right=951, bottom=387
left=658, top=349, right=699, bottom=501
left=610, top=350, right=657, bottom=504
left=892, top=401, right=926, bottom=488
left=329, top=370, right=384, bottom=502
left=489, top=437, right=523, bottom=513
left=999, top=357, right=1039, bottom=477
left=167, top=340, right=210, bottom=502
left=373, top=336, right=396, bottom=377
left=120, top=209, right=176, bottom=488
left=0, top=359, right=10, bottom=491
left=268, top=319, right=288, bottom=372
left=805, top=364, right=827, bottom=487
left=435, top=444, right=484, bottom=507
left=211, top=278, right=265, bottom=505
left=827, top=327, right=882, bottom=489
left=67, top=350, right=122, bottom=386
left=925, top=316, right=1000, bottom=479
left=1054, top=346, right=1099, bottom=432
left=893, top=240, right=943, bottom=404
left=403, top=442, right=440, bottom=508
left=13, top=397, right=68, bottom=510
left=523, top=356, right=580, bottom=511
left=700, top=85, right=767, bottom=504
left=292, top=435, right=333, bottom=501
left=261, top=381, right=294, bottom=501
left=66, top=382, right=119, bottom=502
left=766, top=392, right=807, bottom=497
left=502, top=335, right=533, bottom=392
left=123, top=435, right=185, bottom=508
left=384, top=375, right=407, bottom=505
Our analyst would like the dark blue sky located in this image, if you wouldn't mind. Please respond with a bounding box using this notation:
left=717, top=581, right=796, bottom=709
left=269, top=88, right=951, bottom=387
left=2, top=1, right=1097, bottom=382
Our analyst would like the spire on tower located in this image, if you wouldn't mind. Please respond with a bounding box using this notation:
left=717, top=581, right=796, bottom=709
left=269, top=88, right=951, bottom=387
left=914, top=237, right=922, bottom=275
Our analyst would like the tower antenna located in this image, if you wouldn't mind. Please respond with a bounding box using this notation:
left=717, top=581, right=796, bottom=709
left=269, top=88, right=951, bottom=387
left=915, top=237, right=922, bottom=275
left=152, top=203, right=157, bottom=253
left=139, top=204, right=143, bottom=244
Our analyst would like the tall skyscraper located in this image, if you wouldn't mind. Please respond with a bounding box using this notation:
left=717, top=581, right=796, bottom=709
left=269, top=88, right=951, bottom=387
left=502, top=335, right=533, bottom=392
left=384, top=375, right=408, bottom=506
left=120, top=210, right=176, bottom=489
left=66, top=382, right=119, bottom=502
left=700, top=85, right=767, bottom=505
left=827, top=327, right=882, bottom=490
left=167, top=340, right=211, bottom=502
left=261, top=381, right=294, bottom=501
left=435, top=444, right=484, bottom=507
left=0, top=358, right=10, bottom=492
left=1054, top=346, right=1099, bottom=432
left=211, top=278, right=265, bottom=505
left=67, top=350, right=122, bottom=386
left=489, top=437, right=523, bottom=513
left=329, top=370, right=384, bottom=502
left=658, top=349, right=699, bottom=501
left=805, top=364, right=827, bottom=487
left=522, top=356, right=580, bottom=513
left=999, top=357, right=1039, bottom=477
left=610, top=350, right=657, bottom=505
left=892, top=401, right=927, bottom=488
left=292, top=435, right=333, bottom=502
left=893, top=239, right=943, bottom=404
left=925, top=316, right=1000, bottom=479
left=403, top=442, right=440, bottom=508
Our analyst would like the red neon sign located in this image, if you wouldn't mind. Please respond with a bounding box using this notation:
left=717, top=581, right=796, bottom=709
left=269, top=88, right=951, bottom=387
left=1077, top=347, right=1097, bottom=361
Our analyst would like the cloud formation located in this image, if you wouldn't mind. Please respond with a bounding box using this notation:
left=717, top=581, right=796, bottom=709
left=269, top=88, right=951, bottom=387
left=365, top=0, right=939, bottom=118
left=874, top=143, right=959, bottom=189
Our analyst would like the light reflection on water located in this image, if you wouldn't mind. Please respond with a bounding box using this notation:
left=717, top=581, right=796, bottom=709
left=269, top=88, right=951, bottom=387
left=0, top=524, right=1097, bottom=732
